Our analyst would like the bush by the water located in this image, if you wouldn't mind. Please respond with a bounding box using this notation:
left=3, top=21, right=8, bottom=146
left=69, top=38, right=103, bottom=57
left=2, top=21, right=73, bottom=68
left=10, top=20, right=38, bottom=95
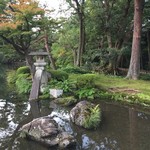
left=16, top=66, right=30, bottom=75
left=48, top=70, right=69, bottom=81
left=83, top=104, right=101, bottom=129
left=16, top=73, right=32, bottom=94
left=7, top=70, right=17, bottom=84
left=7, top=66, right=32, bottom=94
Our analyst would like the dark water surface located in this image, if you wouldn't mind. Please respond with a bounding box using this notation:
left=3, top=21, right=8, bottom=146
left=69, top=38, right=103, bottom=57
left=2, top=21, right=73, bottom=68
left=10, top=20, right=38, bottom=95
left=1, top=99, right=150, bottom=150
left=0, top=66, right=150, bottom=150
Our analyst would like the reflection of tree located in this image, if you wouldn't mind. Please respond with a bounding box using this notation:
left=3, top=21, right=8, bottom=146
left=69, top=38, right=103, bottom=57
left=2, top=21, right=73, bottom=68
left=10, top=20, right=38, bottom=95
left=129, top=108, right=150, bottom=150
left=0, top=65, right=7, bottom=97
left=129, top=108, right=138, bottom=150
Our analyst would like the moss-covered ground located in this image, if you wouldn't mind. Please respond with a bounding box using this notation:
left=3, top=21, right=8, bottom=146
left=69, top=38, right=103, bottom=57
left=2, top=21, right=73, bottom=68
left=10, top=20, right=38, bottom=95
left=69, top=73, right=150, bottom=108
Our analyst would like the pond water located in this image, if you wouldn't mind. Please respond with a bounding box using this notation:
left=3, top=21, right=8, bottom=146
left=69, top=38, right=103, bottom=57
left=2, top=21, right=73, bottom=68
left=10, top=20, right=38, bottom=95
left=0, top=66, right=150, bottom=150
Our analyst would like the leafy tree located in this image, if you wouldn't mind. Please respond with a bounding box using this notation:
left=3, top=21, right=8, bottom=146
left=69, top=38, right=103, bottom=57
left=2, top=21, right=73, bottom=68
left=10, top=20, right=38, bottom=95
left=66, top=0, right=85, bottom=66
left=84, top=0, right=134, bottom=73
left=0, top=0, right=44, bottom=72
left=52, top=17, right=78, bottom=67
left=32, top=15, right=58, bottom=70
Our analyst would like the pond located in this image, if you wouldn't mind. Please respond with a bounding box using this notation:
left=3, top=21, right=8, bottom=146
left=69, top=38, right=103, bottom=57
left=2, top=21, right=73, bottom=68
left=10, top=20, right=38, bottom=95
left=0, top=66, right=150, bottom=150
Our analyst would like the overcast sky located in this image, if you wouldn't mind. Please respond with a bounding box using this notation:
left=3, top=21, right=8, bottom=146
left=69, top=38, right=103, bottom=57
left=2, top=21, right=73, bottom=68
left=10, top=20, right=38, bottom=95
left=38, top=0, right=61, bottom=9
left=38, top=0, right=68, bottom=18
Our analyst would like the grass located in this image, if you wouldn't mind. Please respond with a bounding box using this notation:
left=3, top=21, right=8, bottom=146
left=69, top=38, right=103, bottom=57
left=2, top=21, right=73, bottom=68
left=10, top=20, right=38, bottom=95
left=69, top=73, right=150, bottom=107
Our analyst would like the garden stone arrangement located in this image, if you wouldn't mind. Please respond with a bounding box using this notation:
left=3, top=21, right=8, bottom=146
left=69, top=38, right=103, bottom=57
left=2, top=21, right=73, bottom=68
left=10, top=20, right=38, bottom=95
left=20, top=101, right=101, bottom=149
left=20, top=116, right=76, bottom=149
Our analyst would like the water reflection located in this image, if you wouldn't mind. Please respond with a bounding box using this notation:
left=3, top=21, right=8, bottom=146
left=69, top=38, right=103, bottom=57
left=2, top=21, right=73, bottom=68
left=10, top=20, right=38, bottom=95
left=0, top=99, right=30, bottom=149
left=0, top=92, right=150, bottom=150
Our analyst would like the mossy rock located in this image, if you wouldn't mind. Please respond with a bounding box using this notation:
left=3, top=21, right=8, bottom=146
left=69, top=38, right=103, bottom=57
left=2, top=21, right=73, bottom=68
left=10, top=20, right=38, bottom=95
left=70, top=101, right=101, bottom=129
left=54, top=96, right=78, bottom=106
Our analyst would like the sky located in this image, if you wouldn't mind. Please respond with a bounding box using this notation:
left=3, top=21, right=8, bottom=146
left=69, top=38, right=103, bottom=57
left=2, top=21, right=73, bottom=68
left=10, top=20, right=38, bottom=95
left=38, top=0, right=68, bottom=18
left=38, top=0, right=62, bottom=10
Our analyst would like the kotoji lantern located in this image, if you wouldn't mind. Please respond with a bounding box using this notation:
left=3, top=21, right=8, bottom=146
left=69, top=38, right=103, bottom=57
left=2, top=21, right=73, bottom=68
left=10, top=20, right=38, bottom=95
left=29, top=50, right=49, bottom=70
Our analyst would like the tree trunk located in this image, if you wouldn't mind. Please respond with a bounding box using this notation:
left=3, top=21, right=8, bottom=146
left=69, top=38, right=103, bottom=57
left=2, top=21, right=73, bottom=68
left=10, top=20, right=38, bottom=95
left=73, top=49, right=77, bottom=66
left=126, top=0, right=144, bottom=80
left=44, top=32, right=56, bottom=70
left=25, top=54, right=35, bottom=78
left=73, top=0, right=85, bottom=67
left=107, top=33, right=113, bottom=48
left=76, top=14, right=85, bottom=66
left=147, top=30, right=150, bottom=69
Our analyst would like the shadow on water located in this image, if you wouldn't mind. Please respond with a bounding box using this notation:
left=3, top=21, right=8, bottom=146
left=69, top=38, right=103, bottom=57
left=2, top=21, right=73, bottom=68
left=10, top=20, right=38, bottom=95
left=0, top=66, right=150, bottom=150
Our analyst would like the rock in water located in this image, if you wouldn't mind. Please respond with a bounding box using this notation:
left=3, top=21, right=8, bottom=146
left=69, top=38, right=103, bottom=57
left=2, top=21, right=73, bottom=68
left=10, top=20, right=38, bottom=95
left=20, top=116, right=76, bottom=149
left=70, top=101, right=101, bottom=129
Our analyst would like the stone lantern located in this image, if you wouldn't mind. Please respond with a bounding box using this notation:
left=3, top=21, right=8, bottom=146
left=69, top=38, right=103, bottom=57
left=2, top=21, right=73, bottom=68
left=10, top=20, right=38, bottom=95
left=29, top=50, right=49, bottom=95
left=29, top=50, right=49, bottom=71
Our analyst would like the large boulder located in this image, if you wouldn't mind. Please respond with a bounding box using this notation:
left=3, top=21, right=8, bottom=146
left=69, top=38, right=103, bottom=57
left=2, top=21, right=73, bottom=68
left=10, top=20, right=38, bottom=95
left=70, top=101, right=101, bottom=129
left=20, top=116, right=76, bottom=149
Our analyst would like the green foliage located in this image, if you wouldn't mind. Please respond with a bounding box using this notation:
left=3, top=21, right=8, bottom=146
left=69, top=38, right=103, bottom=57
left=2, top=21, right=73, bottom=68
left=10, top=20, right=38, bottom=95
left=76, top=88, right=97, bottom=100
left=16, top=66, right=30, bottom=75
left=7, top=70, right=17, bottom=84
left=39, top=93, right=50, bottom=100
left=139, top=74, right=150, bottom=81
left=62, top=66, right=90, bottom=74
left=83, top=104, right=101, bottom=129
left=7, top=66, right=32, bottom=94
left=0, top=44, right=24, bottom=64
left=55, top=96, right=78, bottom=106
left=49, top=70, right=69, bottom=81
left=51, top=17, right=78, bottom=68
left=76, top=74, right=98, bottom=88
left=49, top=79, right=76, bottom=93
left=111, top=93, right=125, bottom=101
left=0, top=52, right=4, bottom=63
left=98, top=91, right=113, bottom=100
left=15, top=73, right=32, bottom=94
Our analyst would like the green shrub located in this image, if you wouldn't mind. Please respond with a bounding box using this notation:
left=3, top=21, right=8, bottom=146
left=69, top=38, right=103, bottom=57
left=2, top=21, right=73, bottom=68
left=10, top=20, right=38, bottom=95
left=76, top=88, right=98, bottom=100
left=49, top=79, right=76, bottom=93
left=139, top=74, right=150, bottom=81
left=15, top=73, right=32, bottom=94
left=83, top=104, right=101, bottom=129
left=16, top=66, right=30, bottom=75
left=49, top=70, right=69, bottom=81
left=7, top=70, right=17, bottom=84
left=98, top=91, right=112, bottom=99
left=0, top=52, right=4, bottom=63
left=76, top=74, right=98, bottom=88
left=62, top=66, right=89, bottom=74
